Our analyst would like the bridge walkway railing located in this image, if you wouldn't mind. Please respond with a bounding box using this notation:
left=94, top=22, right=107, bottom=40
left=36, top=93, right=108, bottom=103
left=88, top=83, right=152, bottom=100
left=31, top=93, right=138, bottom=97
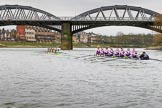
left=0, top=17, right=154, bottom=22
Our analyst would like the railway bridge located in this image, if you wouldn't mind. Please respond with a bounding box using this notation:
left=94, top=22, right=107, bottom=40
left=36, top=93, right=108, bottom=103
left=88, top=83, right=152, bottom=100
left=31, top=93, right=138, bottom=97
left=0, top=5, right=162, bottom=50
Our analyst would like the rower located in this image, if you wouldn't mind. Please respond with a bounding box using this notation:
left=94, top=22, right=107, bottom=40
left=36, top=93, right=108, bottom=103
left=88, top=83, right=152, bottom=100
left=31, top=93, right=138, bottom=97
left=114, top=48, right=120, bottom=57
left=109, top=48, right=114, bottom=56
left=125, top=48, right=131, bottom=57
left=100, top=48, right=105, bottom=56
left=131, top=48, right=138, bottom=59
left=104, top=47, right=109, bottom=56
left=119, top=48, right=125, bottom=57
left=96, top=47, right=101, bottom=56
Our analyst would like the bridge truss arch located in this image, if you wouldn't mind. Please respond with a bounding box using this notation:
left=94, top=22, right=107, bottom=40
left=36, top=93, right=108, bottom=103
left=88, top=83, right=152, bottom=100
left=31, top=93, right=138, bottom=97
left=0, top=5, right=60, bottom=20
left=0, top=5, right=61, bottom=32
left=71, top=5, right=162, bottom=34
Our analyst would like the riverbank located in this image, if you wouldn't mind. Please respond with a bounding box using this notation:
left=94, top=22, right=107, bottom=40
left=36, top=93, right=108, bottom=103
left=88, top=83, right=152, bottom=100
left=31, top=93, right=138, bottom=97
left=0, top=41, right=60, bottom=48
left=146, top=46, right=162, bottom=50
left=0, top=41, right=150, bottom=48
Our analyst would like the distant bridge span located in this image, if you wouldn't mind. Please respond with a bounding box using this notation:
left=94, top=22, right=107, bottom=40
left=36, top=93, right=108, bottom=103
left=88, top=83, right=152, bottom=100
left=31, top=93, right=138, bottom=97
left=70, top=5, right=162, bottom=34
left=0, top=5, right=162, bottom=49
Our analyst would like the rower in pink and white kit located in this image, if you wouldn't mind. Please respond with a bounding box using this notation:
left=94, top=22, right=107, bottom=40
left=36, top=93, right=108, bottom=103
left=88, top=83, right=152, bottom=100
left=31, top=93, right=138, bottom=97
left=124, top=48, right=131, bottom=57
left=119, top=48, right=125, bottom=57
left=96, top=47, right=101, bottom=56
left=109, top=48, right=114, bottom=56
left=131, top=48, right=138, bottom=58
left=114, top=48, right=120, bottom=57
left=104, top=47, right=109, bottom=56
left=100, top=48, right=105, bottom=56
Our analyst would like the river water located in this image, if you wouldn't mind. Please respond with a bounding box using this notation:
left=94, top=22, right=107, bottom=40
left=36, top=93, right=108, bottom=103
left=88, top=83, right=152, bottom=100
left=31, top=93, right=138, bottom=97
left=0, top=48, right=162, bottom=108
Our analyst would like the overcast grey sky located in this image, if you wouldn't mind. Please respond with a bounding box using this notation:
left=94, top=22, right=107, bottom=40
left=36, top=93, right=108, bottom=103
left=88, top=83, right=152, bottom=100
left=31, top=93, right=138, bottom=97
left=1, top=0, right=162, bottom=35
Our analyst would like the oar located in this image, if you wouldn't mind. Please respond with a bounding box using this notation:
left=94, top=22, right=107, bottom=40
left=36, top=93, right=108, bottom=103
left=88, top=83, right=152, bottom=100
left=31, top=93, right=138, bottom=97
left=74, top=54, right=93, bottom=59
left=149, top=58, right=162, bottom=62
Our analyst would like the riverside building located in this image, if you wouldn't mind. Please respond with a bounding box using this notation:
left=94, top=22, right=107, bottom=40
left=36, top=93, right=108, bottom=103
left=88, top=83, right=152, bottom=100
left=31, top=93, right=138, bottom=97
left=16, top=25, right=55, bottom=42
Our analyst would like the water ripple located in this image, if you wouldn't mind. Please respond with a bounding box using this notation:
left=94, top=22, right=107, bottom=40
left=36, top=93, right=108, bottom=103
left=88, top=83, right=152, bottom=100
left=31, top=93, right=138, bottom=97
left=0, top=48, right=162, bottom=108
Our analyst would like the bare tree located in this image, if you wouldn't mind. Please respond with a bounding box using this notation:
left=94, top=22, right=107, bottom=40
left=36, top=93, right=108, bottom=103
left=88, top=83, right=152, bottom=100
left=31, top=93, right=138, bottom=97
left=2, top=28, right=5, bottom=40
left=6, top=30, right=10, bottom=40
left=0, top=29, right=2, bottom=40
left=10, top=29, right=16, bottom=40
left=153, top=14, right=162, bottom=45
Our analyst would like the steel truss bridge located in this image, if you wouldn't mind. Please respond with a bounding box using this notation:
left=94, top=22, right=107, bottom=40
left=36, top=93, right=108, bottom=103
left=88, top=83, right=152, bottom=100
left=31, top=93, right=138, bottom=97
left=0, top=5, right=162, bottom=49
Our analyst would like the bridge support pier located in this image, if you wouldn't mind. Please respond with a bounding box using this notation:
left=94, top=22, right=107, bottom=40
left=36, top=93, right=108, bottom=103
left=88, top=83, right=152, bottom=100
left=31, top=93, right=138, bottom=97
left=61, top=22, right=73, bottom=50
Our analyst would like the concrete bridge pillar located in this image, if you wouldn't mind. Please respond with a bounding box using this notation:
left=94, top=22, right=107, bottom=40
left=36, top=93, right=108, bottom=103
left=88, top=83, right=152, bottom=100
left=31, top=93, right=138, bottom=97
left=61, top=22, right=73, bottom=50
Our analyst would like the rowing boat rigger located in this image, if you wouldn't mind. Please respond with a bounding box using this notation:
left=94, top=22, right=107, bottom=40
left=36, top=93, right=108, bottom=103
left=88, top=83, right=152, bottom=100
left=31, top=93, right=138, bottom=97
left=98, top=55, right=140, bottom=60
